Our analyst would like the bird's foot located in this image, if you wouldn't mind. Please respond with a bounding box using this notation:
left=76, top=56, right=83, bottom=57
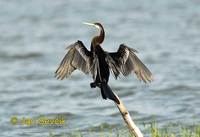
left=90, top=82, right=101, bottom=88
left=90, top=82, right=97, bottom=88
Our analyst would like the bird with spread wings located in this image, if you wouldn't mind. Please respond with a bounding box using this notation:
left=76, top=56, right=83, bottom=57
left=55, top=22, right=153, bottom=104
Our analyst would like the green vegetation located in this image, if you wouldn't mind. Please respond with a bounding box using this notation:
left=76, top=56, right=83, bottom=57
left=49, top=123, right=200, bottom=137
left=150, top=123, right=200, bottom=137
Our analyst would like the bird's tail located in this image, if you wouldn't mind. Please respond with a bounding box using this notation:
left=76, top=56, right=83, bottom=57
left=100, top=83, right=120, bottom=104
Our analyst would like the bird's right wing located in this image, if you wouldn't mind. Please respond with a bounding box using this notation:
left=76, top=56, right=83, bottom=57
left=55, top=41, right=92, bottom=80
left=106, top=44, right=153, bottom=83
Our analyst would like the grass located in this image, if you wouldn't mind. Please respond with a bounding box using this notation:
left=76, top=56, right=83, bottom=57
left=48, top=123, right=200, bottom=137
left=150, top=123, right=200, bottom=137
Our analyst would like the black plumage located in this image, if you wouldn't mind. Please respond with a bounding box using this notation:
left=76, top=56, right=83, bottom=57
left=55, top=22, right=153, bottom=104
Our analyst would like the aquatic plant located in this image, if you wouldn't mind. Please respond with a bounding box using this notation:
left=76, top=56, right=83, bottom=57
left=48, top=123, right=200, bottom=137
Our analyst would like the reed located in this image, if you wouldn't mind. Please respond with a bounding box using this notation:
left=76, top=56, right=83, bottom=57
left=48, top=123, right=200, bottom=137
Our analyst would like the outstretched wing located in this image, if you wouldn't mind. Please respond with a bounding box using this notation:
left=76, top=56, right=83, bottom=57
left=106, top=44, right=153, bottom=83
left=55, top=40, right=92, bottom=80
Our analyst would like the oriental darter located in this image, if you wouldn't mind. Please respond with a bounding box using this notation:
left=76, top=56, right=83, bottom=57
left=55, top=22, right=153, bottom=104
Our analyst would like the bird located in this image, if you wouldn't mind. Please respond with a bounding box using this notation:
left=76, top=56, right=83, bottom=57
left=55, top=22, right=153, bottom=104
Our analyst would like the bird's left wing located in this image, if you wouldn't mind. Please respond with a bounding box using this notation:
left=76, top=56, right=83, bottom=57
left=106, top=44, right=153, bottom=83
left=55, top=40, right=92, bottom=80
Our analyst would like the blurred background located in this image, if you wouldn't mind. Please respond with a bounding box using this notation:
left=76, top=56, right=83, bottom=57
left=0, top=0, right=200, bottom=136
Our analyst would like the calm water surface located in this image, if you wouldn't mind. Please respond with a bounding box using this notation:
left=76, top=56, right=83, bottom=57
left=0, top=0, right=200, bottom=136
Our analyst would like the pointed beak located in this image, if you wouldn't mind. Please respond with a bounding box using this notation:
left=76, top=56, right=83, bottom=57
left=83, top=22, right=100, bottom=30
left=83, top=22, right=95, bottom=26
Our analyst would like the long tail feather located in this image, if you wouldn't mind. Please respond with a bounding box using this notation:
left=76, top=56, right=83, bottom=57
left=101, top=83, right=120, bottom=104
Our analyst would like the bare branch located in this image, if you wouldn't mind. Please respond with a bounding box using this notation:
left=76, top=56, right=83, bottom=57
left=113, top=92, right=143, bottom=137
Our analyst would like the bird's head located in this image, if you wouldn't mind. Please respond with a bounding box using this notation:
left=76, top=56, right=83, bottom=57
left=83, top=22, right=105, bottom=45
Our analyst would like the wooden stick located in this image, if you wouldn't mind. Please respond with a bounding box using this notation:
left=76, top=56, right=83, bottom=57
left=113, top=92, right=143, bottom=137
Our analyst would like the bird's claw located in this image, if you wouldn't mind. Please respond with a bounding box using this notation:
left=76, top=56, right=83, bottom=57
left=90, top=82, right=101, bottom=88
left=90, top=82, right=97, bottom=88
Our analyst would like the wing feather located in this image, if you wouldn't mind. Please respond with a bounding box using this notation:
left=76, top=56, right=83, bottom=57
left=55, top=41, right=92, bottom=80
left=107, top=44, right=153, bottom=83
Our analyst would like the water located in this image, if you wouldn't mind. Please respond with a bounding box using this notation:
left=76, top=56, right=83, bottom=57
left=0, top=0, right=200, bottom=136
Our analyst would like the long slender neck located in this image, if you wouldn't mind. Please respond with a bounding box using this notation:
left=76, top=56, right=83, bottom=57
left=91, top=26, right=105, bottom=46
